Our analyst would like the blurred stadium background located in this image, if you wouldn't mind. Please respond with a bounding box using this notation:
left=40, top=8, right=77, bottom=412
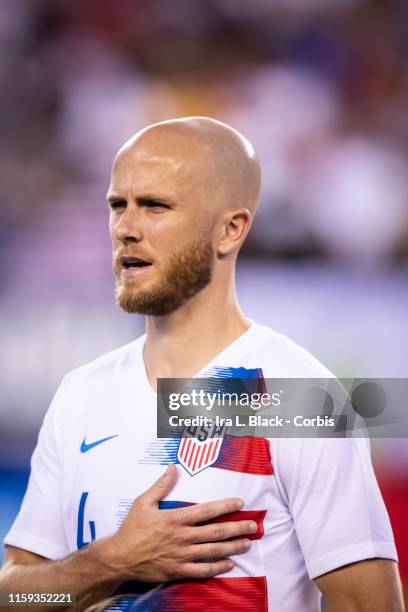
left=1, top=0, right=407, bottom=595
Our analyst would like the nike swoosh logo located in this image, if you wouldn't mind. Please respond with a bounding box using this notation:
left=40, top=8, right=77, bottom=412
left=80, top=435, right=118, bottom=453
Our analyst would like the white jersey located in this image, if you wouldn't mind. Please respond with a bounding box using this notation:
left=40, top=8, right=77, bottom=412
left=5, top=322, right=397, bottom=611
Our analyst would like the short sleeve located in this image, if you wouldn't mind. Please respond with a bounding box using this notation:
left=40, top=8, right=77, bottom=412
left=4, top=379, right=70, bottom=560
left=273, top=436, right=398, bottom=579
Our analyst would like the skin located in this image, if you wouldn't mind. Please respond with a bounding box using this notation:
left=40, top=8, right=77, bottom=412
left=1, top=117, right=405, bottom=611
left=316, top=559, right=405, bottom=611
left=107, top=117, right=261, bottom=387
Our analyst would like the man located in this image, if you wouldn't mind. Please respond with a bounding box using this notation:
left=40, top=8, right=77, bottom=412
left=1, top=117, right=404, bottom=611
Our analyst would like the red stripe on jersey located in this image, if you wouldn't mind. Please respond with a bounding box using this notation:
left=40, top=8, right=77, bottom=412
left=210, top=438, right=221, bottom=462
left=183, top=438, right=192, bottom=462
left=213, top=509, right=267, bottom=541
left=140, top=576, right=268, bottom=611
left=191, top=444, right=201, bottom=473
left=197, top=445, right=206, bottom=470
left=159, top=502, right=266, bottom=541
left=190, top=445, right=198, bottom=470
left=179, top=438, right=187, bottom=460
left=186, top=439, right=195, bottom=464
left=204, top=440, right=214, bottom=465
left=213, top=436, right=273, bottom=476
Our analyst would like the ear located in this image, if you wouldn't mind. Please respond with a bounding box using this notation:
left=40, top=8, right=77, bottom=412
left=217, top=208, right=252, bottom=256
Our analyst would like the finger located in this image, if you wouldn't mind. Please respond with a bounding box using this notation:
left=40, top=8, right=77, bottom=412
left=138, top=464, right=178, bottom=506
left=179, top=559, right=235, bottom=580
left=184, top=520, right=258, bottom=544
left=179, top=498, right=244, bottom=525
left=185, top=538, right=252, bottom=561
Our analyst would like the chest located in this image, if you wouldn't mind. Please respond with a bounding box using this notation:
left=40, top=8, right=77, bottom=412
left=61, top=383, right=288, bottom=553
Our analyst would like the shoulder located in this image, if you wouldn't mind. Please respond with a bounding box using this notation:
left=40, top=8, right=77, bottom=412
left=250, top=322, right=333, bottom=378
left=57, top=334, right=145, bottom=397
left=46, top=335, right=145, bottom=428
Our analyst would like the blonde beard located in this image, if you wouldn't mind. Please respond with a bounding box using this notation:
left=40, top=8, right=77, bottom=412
left=114, top=239, right=214, bottom=316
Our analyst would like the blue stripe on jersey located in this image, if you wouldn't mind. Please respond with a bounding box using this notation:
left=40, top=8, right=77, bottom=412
left=115, top=500, right=192, bottom=528
left=138, top=438, right=180, bottom=465
left=158, top=500, right=193, bottom=510
left=198, top=366, right=266, bottom=396
left=202, top=366, right=262, bottom=378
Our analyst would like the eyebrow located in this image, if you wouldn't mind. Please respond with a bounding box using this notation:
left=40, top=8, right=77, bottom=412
left=106, top=193, right=176, bottom=206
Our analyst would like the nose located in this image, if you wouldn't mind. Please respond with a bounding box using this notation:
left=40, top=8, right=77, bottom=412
left=111, top=205, right=143, bottom=245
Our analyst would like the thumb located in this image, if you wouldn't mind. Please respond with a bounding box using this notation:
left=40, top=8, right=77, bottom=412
left=140, top=464, right=178, bottom=506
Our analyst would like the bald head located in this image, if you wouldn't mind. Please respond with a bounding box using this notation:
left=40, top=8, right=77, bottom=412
left=109, top=118, right=261, bottom=315
left=114, top=116, right=261, bottom=216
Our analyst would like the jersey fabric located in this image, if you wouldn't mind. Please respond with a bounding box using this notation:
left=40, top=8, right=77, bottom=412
left=4, top=322, right=397, bottom=611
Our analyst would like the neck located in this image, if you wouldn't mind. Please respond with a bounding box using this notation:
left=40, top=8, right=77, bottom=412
left=143, top=275, right=249, bottom=390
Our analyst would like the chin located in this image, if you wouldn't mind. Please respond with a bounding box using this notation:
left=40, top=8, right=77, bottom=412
left=115, top=285, right=153, bottom=315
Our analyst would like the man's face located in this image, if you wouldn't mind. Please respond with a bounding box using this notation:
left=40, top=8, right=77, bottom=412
left=108, top=140, right=216, bottom=315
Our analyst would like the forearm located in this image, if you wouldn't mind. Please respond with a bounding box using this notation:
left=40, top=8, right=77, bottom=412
left=317, top=559, right=405, bottom=612
left=322, top=583, right=405, bottom=612
left=0, top=539, right=124, bottom=612
left=323, top=596, right=405, bottom=612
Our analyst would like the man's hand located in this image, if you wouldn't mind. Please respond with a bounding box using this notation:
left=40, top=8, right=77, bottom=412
left=1, top=464, right=256, bottom=612
left=105, top=464, right=256, bottom=582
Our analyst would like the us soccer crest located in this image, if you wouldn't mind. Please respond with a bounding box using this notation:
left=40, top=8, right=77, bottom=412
left=177, top=421, right=227, bottom=476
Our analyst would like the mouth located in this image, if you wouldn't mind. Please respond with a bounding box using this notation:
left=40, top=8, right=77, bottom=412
left=120, top=256, right=152, bottom=269
left=119, top=255, right=153, bottom=277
